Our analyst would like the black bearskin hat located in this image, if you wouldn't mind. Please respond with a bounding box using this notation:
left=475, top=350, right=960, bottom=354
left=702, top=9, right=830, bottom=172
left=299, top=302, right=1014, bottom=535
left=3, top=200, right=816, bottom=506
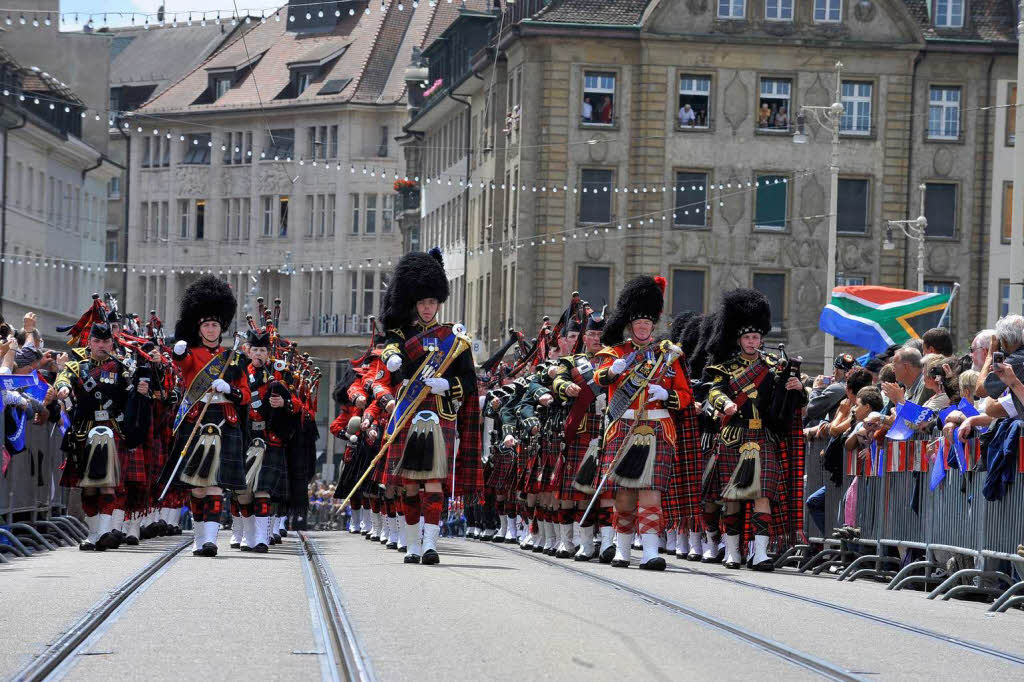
left=706, top=288, right=772, bottom=365
left=173, top=275, right=237, bottom=346
left=670, top=311, right=698, bottom=347
left=600, top=275, right=666, bottom=346
left=89, top=322, right=113, bottom=341
left=332, top=361, right=357, bottom=405
left=679, top=313, right=705, bottom=358
left=379, top=248, right=449, bottom=330
left=247, top=329, right=271, bottom=348
left=689, top=312, right=717, bottom=378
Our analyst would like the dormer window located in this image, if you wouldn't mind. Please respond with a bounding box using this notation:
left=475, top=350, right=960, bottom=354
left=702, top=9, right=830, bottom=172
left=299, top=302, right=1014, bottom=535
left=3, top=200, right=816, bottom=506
left=198, top=49, right=266, bottom=105
left=934, top=0, right=963, bottom=28
left=296, top=71, right=313, bottom=97
left=214, top=76, right=232, bottom=99
left=277, top=45, right=348, bottom=100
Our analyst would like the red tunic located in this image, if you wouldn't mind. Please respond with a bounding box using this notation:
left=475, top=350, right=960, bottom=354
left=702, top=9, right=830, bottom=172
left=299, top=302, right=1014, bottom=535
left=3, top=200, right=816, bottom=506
left=173, top=344, right=250, bottom=423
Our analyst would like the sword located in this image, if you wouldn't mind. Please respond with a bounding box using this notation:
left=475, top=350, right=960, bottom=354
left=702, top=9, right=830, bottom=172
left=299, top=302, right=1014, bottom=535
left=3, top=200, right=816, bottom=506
left=158, top=333, right=243, bottom=501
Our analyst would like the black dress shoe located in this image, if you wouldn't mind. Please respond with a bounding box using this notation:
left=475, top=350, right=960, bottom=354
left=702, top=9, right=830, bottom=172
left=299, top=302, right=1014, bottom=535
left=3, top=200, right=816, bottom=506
left=230, top=542, right=241, bottom=549
left=97, top=532, right=120, bottom=550
left=556, top=549, right=573, bottom=559
left=253, top=543, right=268, bottom=554
left=752, top=560, right=775, bottom=572
left=280, top=529, right=288, bottom=538
left=200, top=542, right=218, bottom=557
left=544, top=547, right=557, bottom=557
left=271, top=534, right=282, bottom=545
left=422, top=549, right=440, bottom=565
left=79, top=541, right=96, bottom=551
left=386, top=542, right=398, bottom=550
left=126, top=535, right=140, bottom=546
left=599, top=546, right=616, bottom=564
left=590, top=547, right=600, bottom=561
left=574, top=551, right=592, bottom=562
left=240, top=544, right=253, bottom=552
left=687, top=551, right=703, bottom=562
left=702, top=551, right=724, bottom=564
left=639, top=557, right=667, bottom=571
left=398, top=546, right=407, bottom=553
left=531, top=544, right=545, bottom=553
left=611, top=559, right=630, bottom=568
left=725, top=560, right=742, bottom=570
left=404, top=553, right=421, bottom=564
left=491, top=536, right=505, bottom=543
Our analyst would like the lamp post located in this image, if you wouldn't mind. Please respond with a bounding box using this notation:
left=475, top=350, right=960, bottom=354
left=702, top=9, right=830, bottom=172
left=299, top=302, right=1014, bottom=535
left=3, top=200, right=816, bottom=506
left=882, top=184, right=928, bottom=291
left=794, top=60, right=844, bottom=370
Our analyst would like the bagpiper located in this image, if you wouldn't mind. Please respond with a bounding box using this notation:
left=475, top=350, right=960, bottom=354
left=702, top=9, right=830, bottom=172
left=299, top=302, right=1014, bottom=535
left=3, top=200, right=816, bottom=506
left=378, top=248, right=477, bottom=565
left=700, top=289, right=807, bottom=571
left=592, top=275, right=693, bottom=570
left=56, top=309, right=151, bottom=551
left=161, top=275, right=250, bottom=558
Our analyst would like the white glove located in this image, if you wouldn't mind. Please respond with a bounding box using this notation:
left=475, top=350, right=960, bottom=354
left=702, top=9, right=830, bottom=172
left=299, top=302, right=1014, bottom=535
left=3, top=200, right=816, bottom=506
left=646, top=384, right=669, bottom=403
left=173, top=340, right=188, bottom=355
left=212, top=378, right=232, bottom=394
left=609, top=351, right=636, bottom=376
left=386, top=355, right=402, bottom=373
left=424, top=377, right=449, bottom=395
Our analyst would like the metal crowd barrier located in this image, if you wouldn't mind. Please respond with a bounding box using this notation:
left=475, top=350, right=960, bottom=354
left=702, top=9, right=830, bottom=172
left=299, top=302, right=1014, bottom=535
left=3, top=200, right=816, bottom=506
left=0, top=417, right=81, bottom=563
left=788, top=429, right=1024, bottom=614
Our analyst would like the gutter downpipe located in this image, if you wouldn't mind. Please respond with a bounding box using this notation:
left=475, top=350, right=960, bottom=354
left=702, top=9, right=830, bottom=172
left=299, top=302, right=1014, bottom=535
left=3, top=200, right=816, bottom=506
left=978, top=54, right=995, bottom=330
left=1, top=108, right=27, bottom=317
left=448, top=91, right=472, bottom=325
left=116, top=126, right=131, bottom=300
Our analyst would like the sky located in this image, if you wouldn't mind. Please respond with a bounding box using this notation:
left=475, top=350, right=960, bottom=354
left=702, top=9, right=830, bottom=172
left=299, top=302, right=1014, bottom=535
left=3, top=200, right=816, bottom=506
left=54, top=1, right=282, bottom=29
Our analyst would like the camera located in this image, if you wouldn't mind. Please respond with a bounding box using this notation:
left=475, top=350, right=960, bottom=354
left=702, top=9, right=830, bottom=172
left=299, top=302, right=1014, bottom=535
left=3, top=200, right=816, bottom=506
left=993, top=351, right=1005, bottom=365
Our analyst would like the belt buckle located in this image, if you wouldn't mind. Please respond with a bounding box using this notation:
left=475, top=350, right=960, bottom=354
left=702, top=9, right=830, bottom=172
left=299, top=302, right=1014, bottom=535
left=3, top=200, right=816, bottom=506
left=251, top=421, right=266, bottom=431
left=94, top=409, right=109, bottom=422
left=749, top=418, right=762, bottom=429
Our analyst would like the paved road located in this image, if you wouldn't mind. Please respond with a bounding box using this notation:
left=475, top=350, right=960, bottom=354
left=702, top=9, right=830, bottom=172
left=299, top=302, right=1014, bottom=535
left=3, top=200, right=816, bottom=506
left=3, top=530, right=1022, bottom=680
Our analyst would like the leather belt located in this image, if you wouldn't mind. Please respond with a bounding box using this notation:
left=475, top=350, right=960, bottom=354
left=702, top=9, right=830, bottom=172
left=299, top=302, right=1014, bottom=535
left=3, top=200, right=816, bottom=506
left=730, top=417, right=763, bottom=429
left=621, top=409, right=669, bottom=420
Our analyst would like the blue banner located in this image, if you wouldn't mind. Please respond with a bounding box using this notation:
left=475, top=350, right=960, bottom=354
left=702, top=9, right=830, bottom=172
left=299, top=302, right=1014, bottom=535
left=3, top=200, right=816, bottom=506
left=930, top=440, right=947, bottom=491
left=0, top=373, right=41, bottom=391
left=886, top=401, right=934, bottom=441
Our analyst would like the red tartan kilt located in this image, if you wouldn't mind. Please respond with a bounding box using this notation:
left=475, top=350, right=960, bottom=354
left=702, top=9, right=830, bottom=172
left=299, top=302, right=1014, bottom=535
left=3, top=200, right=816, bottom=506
left=600, top=418, right=674, bottom=494
left=485, top=451, right=517, bottom=493
left=123, top=445, right=149, bottom=486
left=664, top=407, right=704, bottom=527
left=384, top=411, right=458, bottom=487
left=371, top=449, right=387, bottom=485
left=558, top=437, right=591, bottom=500
left=709, top=428, right=782, bottom=503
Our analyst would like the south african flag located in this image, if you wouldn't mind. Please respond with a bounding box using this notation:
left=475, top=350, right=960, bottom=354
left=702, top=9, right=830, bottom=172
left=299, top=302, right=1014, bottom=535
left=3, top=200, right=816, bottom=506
left=818, top=286, right=953, bottom=354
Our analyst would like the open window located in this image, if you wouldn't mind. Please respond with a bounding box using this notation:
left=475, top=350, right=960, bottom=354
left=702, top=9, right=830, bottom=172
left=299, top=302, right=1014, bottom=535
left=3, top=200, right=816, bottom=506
left=582, top=72, right=616, bottom=125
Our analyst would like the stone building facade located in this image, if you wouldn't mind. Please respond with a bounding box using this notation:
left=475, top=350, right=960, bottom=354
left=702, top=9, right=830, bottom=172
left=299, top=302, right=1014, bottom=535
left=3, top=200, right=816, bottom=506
left=402, top=0, right=1017, bottom=369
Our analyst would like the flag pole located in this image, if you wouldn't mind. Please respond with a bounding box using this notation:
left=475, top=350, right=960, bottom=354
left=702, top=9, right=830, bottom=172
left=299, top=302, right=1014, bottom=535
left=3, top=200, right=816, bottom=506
left=936, top=283, right=959, bottom=331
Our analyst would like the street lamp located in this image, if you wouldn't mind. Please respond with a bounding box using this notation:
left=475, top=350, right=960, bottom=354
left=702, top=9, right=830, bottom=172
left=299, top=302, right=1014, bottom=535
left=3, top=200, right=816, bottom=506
left=793, top=61, right=844, bottom=370
left=884, top=184, right=928, bottom=291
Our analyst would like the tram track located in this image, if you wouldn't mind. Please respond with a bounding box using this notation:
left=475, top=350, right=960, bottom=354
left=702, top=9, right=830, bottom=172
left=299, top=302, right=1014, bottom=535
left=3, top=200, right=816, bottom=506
left=490, top=543, right=864, bottom=681
left=9, top=537, right=191, bottom=682
left=669, top=563, right=1024, bottom=667
left=298, top=531, right=376, bottom=682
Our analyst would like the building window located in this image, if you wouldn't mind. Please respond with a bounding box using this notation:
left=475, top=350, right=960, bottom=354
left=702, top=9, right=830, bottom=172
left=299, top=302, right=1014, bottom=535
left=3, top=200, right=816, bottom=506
left=924, top=182, right=956, bottom=238
left=671, top=269, right=706, bottom=316
left=108, top=176, right=120, bottom=199
left=366, top=194, right=377, bottom=234
left=718, top=0, right=745, bottom=18
left=840, top=81, right=871, bottom=135
left=317, top=194, right=326, bottom=236
left=179, top=199, right=189, bottom=238
left=195, top=200, right=205, bottom=240
left=106, top=236, right=118, bottom=262
left=382, top=195, right=393, bottom=233
left=214, top=76, right=231, bottom=99
left=754, top=174, right=788, bottom=231
left=1002, top=182, right=1013, bottom=242
left=579, top=169, right=614, bottom=224
left=241, top=198, right=250, bottom=240
left=328, top=125, right=338, bottom=159
left=678, top=75, right=711, bottom=129
left=765, top=0, right=793, bottom=20
left=758, top=78, right=792, bottom=131
left=752, top=273, right=785, bottom=334
left=934, top=0, right=963, bottom=28
left=999, top=279, right=1024, bottom=315
left=262, top=197, right=273, bottom=236
left=1007, top=83, right=1016, bottom=146
left=327, top=194, right=336, bottom=236
left=928, top=86, right=961, bottom=140
left=362, top=271, right=375, bottom=318
left=296, top=71, right=312, bottom=97
left=279, top=196, right=289, bottom=237
left=577, top=265, right=611, bottom=309
left=674, top=171, right=709, bottom=228
left=814, top=0, right=841, bottom=22
left=836, top=276, right=866, bottom=286
left=141, top=137, right=152, bottom=168
left=351, top=194, right=360, bottom=234
left=182, top=134, right=211, bottom=164
left=305, top=195, right=315, bottom=236
left=161, top=201, right=169, bottom=240
left=378, top=126, right=389, bottom=157
left=837, top=178, right=869, bottom=234
left=266, top=129, right=295, bottom=159
left=582, top=72, right=615, bottom=125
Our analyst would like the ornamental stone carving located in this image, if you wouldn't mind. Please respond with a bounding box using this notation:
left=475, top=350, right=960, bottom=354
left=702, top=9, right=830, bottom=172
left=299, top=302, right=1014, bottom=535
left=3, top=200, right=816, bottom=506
left=927, top=245, right=952, bottom=274
left=584, top=233, right=606, bottom=260
left=255, top=163, right=297, bottom=193
left=854, top=0, right=876, bottom=23
left=800, top=175, right=826, bottom=235
left=685, top=0, right=707, bottom=15
left=586, top=132, right=610, bottom=163
left=722, top=71, right=750, bottom=135
left=174, top=166, right=209, bottom=197
left=932, top=147, right=954, bottom=177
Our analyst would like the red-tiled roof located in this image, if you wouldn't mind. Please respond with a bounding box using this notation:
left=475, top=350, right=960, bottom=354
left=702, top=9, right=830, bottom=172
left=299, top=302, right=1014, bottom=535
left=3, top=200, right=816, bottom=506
left=531, top=0, right=651, bottom=25
left=138, top=2, right=477, bottom=114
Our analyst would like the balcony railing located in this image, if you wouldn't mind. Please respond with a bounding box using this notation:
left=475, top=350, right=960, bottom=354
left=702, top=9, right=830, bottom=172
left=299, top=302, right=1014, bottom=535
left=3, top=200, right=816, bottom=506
left=395, top=190, right=420, bottom=214
left=311, top=314, right=373, bottom=337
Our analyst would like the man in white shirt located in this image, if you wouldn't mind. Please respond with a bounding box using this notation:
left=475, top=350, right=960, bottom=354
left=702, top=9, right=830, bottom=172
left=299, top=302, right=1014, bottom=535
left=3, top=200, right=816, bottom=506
left=582, top=97, right=593, bottom=122
left=678, top=103, right=696, bottom=127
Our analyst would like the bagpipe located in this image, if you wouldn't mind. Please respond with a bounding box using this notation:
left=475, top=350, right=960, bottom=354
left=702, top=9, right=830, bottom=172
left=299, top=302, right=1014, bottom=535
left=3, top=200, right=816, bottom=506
left=765, top=343, right=803, bottom=431
left=246, top=296, right=320, bottom=418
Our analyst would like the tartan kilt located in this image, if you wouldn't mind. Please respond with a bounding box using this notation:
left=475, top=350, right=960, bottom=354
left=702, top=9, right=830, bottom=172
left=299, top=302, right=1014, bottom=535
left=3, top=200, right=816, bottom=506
left=453, top=396, right=484, bottom=497
left=707, top=427, right=782, bottom=504
left=334, top=442, right=369, bottom=498
left=384, top=410, right=458, bottom=486
left=558, top=438, right=593, bottom=500
left=60, top=428, right=128, bottom=489
left=161, top=405, right=247, bottom=492
left=600, top=417, right=675, bottom=494
left=123, top=444, right=149, bottom=486
left=663, top=405, right=704, bottom=527
left=252, top=443, right=288, bottom=499
left=485, top=450, right=517, bottom=494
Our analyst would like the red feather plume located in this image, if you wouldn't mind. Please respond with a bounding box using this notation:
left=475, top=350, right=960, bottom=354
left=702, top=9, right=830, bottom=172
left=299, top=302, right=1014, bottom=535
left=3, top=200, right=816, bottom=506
left=653, top=276, right=667, bottom=294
